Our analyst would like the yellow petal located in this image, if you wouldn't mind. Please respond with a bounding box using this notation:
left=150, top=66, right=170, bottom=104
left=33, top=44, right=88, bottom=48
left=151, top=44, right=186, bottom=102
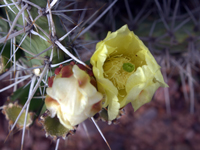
left=73, top=65, right=96, bottom=97
left=131, top=82, right=160, bottom=111
left=125, top=66, right=151, bottom=92
left=154, top=70, right=169, bottom=87
left=125, top=65, right=164, bottom=110
left=107, top=93, right=120, bottom=120
left=103, top=25, right=132, bottom=56
left=46, top=77, right=86, bottom=115
left=56, top=108, right=73, bottom=130
left=95, top=77, right=118, bottom=107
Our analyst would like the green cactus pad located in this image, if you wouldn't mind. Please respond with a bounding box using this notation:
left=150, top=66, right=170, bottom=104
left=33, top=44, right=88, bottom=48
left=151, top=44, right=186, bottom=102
left=2, top=103, right=33, bottom=128
left=41, top=115, right=70, bottom=140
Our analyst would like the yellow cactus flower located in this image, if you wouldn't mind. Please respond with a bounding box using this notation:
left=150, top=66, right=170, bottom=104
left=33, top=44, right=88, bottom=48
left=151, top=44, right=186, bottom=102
left=90, top=25, right=168, bottom=121
left=45, top=63, right=103, bottom=130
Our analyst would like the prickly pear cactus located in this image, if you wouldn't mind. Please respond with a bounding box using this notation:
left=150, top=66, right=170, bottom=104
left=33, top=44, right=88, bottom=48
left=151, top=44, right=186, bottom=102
left=0, top=0, right=120, bottom=149
left=1, top=0, right=199, bottom=150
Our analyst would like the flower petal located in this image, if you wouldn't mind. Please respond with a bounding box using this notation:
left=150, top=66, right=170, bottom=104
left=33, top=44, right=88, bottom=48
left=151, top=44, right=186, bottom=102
left=45, top=64, right=103, bottom=129
left=46, top=77, right=85, bottom=115
left=131, top=82, right=160, bottom=111
left=45, top=95, right=60, bottom=118
left=56, top=108, right=73, bottom=130
left=107, top=93, right=120, bottom=121
left=73, top=65, right=96, bottom=97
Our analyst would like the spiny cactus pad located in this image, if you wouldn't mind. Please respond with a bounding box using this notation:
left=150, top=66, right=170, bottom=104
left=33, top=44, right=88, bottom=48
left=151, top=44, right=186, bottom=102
left=40, top=114, right=76, bottom=140
left=2, top=103, right=33, bottom=129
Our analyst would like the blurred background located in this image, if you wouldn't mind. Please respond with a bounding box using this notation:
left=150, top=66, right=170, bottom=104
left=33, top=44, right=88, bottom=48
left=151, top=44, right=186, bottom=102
left=1, top=0, right=200, bottom=149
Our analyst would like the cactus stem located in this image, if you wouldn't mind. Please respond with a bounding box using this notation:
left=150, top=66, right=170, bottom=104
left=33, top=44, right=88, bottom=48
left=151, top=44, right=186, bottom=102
left=91, top=117, right=112, bottom=150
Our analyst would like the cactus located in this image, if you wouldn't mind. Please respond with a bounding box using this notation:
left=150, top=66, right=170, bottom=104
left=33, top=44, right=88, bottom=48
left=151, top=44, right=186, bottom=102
left=0, top=0, right=118, bottom=149
left=0, top=0, right=199, bottom=150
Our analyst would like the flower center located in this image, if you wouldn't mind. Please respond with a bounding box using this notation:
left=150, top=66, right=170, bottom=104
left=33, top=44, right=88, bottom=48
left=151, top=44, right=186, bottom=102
left=103, top=55, right=135, bottom=90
